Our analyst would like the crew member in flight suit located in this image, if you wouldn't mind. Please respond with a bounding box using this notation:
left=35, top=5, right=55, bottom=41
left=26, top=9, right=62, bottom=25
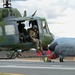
left=29, top=25, right=43, bottom=52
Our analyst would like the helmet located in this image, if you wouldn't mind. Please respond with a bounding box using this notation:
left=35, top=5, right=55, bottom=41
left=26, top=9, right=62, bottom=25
left=33, top=25, right=37, bottom=29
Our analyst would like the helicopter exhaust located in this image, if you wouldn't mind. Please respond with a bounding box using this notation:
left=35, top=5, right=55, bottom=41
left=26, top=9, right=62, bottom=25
left=23, top=10, right=27, bottom=17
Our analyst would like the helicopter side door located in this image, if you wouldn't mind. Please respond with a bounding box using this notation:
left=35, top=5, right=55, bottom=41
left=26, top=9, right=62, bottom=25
left=0, top=21, right=19, bottom=47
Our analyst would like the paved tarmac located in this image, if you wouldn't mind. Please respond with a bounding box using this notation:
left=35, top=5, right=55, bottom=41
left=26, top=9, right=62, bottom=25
left=0, top=59, right=75, bottom=75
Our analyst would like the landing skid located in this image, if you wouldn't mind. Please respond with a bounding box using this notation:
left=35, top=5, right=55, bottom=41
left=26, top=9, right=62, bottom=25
left=8, top=50, right=22, bottom=59
left=0, top=50, right=23, bottom=59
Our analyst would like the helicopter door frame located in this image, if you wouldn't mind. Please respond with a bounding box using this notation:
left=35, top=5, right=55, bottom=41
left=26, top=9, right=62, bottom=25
left=41, top=19, right=53, bottom=46
left=0, top=26, right=3, bottom=36
left=42, top=19, right=50, bottom=34
left=37, top=19, right=44, bottom=43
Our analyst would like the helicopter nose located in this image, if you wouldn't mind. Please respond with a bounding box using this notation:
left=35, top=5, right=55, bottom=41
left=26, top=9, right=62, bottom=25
left=51, top=33, right=55, bottom=40
left=48, top=42, right=58, bottom=51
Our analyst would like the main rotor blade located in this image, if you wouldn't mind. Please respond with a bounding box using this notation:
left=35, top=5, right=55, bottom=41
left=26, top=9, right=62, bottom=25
left=0, top=0, right=28, bottom=3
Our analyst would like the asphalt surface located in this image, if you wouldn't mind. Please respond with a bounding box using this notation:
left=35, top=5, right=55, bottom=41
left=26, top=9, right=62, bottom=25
left=0, top=59, right=75, bottom=75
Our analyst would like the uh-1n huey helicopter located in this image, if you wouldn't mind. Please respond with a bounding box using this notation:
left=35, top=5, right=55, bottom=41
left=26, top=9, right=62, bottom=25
left=0, top=0, right=54, bottom=58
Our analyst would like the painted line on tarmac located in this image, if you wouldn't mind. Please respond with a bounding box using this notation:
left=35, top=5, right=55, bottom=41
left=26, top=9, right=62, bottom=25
left=0, top=65, right=75, bottom=70
left=0, top=60, right=43, bottom=62
left=0, top=73, right=25, bottom=75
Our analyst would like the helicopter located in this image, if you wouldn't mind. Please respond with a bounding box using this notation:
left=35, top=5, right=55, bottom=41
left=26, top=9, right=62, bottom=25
left=0, top=0, right=54, bottom=58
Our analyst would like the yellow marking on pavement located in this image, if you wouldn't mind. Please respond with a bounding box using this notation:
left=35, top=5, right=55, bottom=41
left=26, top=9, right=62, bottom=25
left=74, top=58, right=75, bottom=61
left=0, top=73, right=27, bottom=75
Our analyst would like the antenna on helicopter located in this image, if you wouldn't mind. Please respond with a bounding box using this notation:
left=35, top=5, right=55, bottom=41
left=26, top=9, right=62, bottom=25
left=32, top=10, right=37, bottom=17
left=3, top=0, right=11, bottom=8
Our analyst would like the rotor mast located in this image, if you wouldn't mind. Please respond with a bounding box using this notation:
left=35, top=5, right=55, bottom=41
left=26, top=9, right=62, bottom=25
left=3, top=0, right=11, bottom=8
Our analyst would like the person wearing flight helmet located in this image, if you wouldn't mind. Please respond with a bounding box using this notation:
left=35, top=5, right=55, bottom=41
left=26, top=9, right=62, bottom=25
left=29, top=21, right=43, bottom=53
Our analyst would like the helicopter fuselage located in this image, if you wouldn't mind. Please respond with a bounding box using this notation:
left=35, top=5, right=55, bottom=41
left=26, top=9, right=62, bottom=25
left=0, top=7, right=54, bottom=51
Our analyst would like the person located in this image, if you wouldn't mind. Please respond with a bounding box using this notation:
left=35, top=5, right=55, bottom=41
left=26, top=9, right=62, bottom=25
left=29, top=25, right=43, bottom=52
left=32, top=25, right=39, bottom=38
left=18, top=23, right=27, bottom=43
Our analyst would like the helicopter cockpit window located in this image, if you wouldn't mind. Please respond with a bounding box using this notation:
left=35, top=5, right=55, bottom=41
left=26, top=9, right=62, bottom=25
left=0, top=26, right=2, bottom=36
left=5, top=25, right=15, bottom=35
left=42, top=20, right=50, bottom=34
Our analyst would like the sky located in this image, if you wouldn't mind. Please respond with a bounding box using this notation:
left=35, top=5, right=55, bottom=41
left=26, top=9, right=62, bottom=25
left=0, top=0, right=75, bottom=38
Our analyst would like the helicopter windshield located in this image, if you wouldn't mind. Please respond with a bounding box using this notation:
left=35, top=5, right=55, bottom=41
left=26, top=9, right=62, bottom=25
left=42, top=20, right=50, bottom=34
